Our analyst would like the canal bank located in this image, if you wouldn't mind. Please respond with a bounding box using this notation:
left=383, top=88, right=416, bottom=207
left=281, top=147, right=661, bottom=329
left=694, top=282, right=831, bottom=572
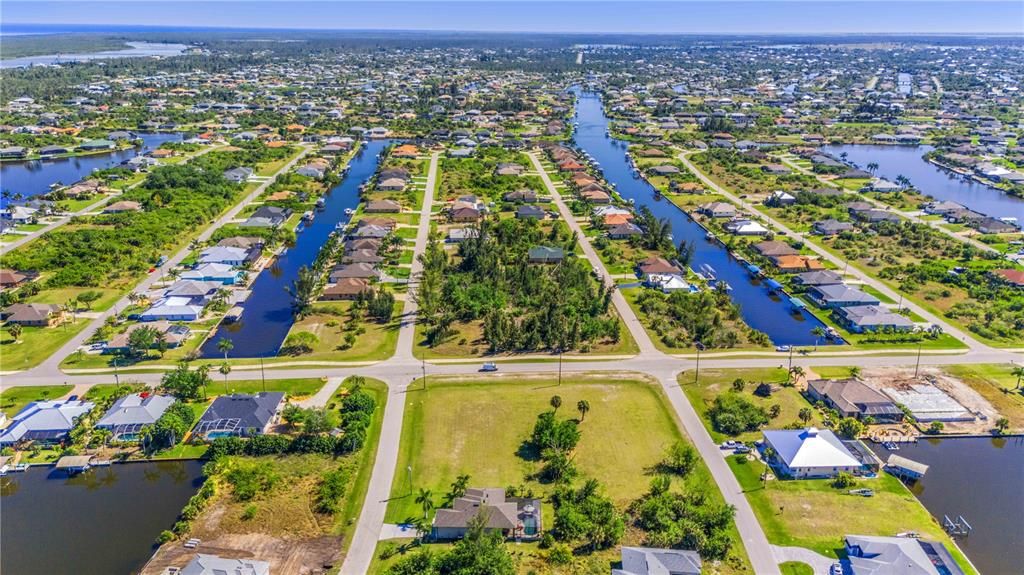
left=571, top=89, right=834, bottom=347
left=199, top=140, right=391, bottom=359
left=0, top=132, right=184, bottom=201
left=870, top=435, right=1022, bottom=575
left=822, top=143, right=1024, bottom=224
left=0, top=459, right=205, bottom=575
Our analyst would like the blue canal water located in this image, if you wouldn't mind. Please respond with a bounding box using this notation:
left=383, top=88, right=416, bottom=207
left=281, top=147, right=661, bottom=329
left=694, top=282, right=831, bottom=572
left=822, top=144, right=1024, bottom=224
left=572, top=91, right=832, bottom=346
left=200, top=140, right=391, bottom=358
left=0, top=132, right=184, bottom=204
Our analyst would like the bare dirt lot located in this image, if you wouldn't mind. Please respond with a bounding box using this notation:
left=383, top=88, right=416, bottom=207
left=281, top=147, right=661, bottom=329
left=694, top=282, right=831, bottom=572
left=141, top=533, right=341, bottom=575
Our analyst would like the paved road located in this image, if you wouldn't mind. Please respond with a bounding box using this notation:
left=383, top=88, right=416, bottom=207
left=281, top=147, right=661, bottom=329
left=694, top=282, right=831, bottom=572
left=31, top=144, right=313, bottom=376
left=341, top=151, right=439, bottom=575
left=528, top=151, right=660, bottom=357
left=677, top=152, right=988, bottom=352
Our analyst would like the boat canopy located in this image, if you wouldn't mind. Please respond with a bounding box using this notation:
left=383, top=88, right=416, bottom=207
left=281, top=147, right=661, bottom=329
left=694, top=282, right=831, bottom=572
left=765, top=279, right=783, bottom=291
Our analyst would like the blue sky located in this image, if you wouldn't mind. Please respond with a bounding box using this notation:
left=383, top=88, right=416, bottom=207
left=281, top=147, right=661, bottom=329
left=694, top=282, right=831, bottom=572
left=4, top=1, right=1023, bottom=34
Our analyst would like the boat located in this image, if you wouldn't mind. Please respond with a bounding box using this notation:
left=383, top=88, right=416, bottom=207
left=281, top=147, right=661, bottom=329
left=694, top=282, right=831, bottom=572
left=344, top=208, right=355, bottom=216
left=302, top=211, right=314, bottom=221
left=699, top=263, right=717, bottom=281
left=335, top=222, right=347, bottom=231
left=315, top=197, right=326, bottom=210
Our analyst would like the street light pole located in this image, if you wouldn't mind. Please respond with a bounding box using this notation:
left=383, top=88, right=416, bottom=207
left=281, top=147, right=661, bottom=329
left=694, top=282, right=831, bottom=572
left=421, top=352, right=427, bottom=390
left=558, top=347, right=563, bottom=386
left=113, top=357, right=120, bottom=386
left=407, top=465, right=413, bottom=495
left=260, top=355, right=266, bottom=393
left=693, top=341, right=704, bottom=385
left=788, top=346, right=794, bottom=372
left=914, top=340, right=923, bottom=378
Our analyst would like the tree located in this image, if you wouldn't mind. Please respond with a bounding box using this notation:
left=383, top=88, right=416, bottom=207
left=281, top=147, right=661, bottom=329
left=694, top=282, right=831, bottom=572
left=731, top=378, right=746, bottom=392
left=811, top=326, right=826, bottom=350
left=77, top=290, right=102, bottom=310
left=415, top=488, right=434, bottom=519
left=994, top=417, right=1010, bottom=435
left=449, top=474, right=471, bottom=501
left=303, top=407, right=339, bottom=433
left=866, top=162, right=879, bottom=174
left=837, top=417, right=864, bottom=439
left=788, top=366, right=804, bottom=385
left=550, top=395, right=562, bottom=411
left=928, top=421, right=945, bottom=434
left=849, top=366, right=862, bottom=378
left=160, top=362, right=211, bottom=401
left=798, top=407, right=813, bottom=424
left=576, top=399, right=590, bottom=421
left=219, top=362, right=231, bottom=394
left=7, top=323, right=22, bottom=343
left=663, top=441, right=697, bottom=476
left=127, top=326, right=160, bottom=358
left=286, top=265, right=320, bottom=319
left=832, top=472, right=856, bottom=489
left=1012, top=366, right=1024, bottom=390
left=677, top=239, right=697, bottom=268
left=217, top=337, right=234, bottom=360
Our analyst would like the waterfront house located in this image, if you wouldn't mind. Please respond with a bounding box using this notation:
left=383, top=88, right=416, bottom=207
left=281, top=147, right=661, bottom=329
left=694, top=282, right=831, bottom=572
left=698, top=202, right=736, bottom=218
left=974, top=217, right=1017, bottom=234
left=342, top=249, right=384, bottom=265
left=240, top=206, right=291, bottom=228
left=806, top=378, right=903, bottom=422
left=0, top=146, right=27, bottom=159
left=193, top=392, right=285, bottom=439
left=95, top=393, right=176, bottom=441
left=320, top=278, right=372, bottom=301
left=198, top=246, right=258, bottom=267
left=329, top=263, right=379, bottom=281
left=771, top=254, right=825, bottom=273
left=139, top=297, right=204, bottom=322
left=807, top=284, right=880, bottom=309
left=638, top=256, right=683, bottom=281
left=78, top=139, right=115, bottom=151
left=607, top=222, right=643, bottom=239
left=612, top=547, right=702, bottom=575
left=349, top=224, right=390, bottom=239
left=835, top=304, right=914, bottom=333
left=1, top=303, right=64, bottom=327
left=180, top=263, right=242, bottom=285
left=366, top=199, right=403, bottom=213
left=432, top=487, right=542, bottom=540
left=862, top=178, right=902, bottom=193
left=377, top=177, right=407, bottom=191
left=752, top=241, right=799, bottom=258
left=180, top=554, right=271, bottom=575
left=792, top=270, right=844, bottom=287
left=0, top=399, right=95, bottom=446
left=724, top=218, right=770, bottom=236
left=762, top=427, right=864, bottom=479
left=844, top=535, right=965, bottom=575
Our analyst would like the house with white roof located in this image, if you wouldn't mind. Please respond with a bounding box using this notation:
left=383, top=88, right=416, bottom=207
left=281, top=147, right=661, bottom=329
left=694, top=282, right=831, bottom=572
left=180, top=263, right=242, bottom=285
left=198, top=246, right=256, bottom=267
left=0, top=399, right=95, bottom=446
left=180, top=553, right=270, bottom=575
left=724, top=218, right=770, bottom=236
left=762, top=427, right=863, bottom=479
left=139, top=297, right=205, bottom=322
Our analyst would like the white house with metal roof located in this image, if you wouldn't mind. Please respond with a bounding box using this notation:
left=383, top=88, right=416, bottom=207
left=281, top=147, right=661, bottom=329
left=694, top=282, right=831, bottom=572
left=762, top=427, right=863, bottom=479
left=0, top=399, right=95, bottom=445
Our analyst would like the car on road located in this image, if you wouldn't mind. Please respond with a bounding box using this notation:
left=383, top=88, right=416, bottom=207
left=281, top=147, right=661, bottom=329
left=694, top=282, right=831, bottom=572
left=775, top=345, right=791, bottom=352
left=480, top=362, right=498, bottom=372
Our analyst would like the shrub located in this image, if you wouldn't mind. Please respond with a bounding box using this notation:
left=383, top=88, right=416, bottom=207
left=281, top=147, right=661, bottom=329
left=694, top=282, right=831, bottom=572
left=708, top=393, right=769, bottom=436
left=156, top=530, right=176, bottom=544
left=316, top=468, right=351, bottom=514
left=547, top=543, right=574, bottom=565
left=832, top=472, right=856, bottom=489
left=242, top=504, right=258, bottom=520
left=662, top=441, right=697, bottom=476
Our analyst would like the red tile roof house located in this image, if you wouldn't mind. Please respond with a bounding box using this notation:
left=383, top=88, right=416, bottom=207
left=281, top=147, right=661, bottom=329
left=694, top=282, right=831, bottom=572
left=991, top=269, right=1024, bottom=288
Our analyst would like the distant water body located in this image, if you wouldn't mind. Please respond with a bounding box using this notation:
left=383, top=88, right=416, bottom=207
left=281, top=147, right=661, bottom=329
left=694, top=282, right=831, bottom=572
left=1, top=41, right=189, bottom=69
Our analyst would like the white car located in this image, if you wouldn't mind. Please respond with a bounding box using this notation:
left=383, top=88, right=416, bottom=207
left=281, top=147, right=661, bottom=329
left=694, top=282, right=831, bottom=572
left=480, top=362, right=498, bottom=372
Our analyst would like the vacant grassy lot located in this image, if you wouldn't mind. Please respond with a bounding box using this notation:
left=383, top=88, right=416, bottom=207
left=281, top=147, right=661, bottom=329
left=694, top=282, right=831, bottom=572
left=0, top=384, right=74, bottom=417
left=0, top=318, right=92, bottom=372
left=680, top=368, right=825, bottom=443
left=727, top=454, right=976, bottom=573
left=278, top=301, right=401, bottom=363
left=943, top=364, right=1024, bottom=431
left=383, top=373, right=752, bottom=575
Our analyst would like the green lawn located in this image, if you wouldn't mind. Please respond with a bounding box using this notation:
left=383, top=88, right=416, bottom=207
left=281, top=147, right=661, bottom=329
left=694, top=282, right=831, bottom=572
left=383, top=374, right=753, bottom=574
left=779, top=562, right=814, bottom=575
left=0, top=319, right=92, bottom=372
left=200, top=377, right=326, bottom=399
left=273, top=302, right=401, bottom=363
left=942, top=364, right=1024, bottom=432
left=680, top=368, right=825, bottom=443
left=0, top=384, right=74, bottom=417
left=727, top=454, right=976, bottom=573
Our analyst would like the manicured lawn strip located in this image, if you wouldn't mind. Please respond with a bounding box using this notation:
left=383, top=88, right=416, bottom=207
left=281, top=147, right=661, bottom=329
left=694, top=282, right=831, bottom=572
left=383, top=374, right=753, bottom=574
left=680, top=368, right=826, bottom=444
left=203, top=377, right=326, bottom=399
left=726, top=455, right=976, bottom=573
left=779, top=562, right=814, bottom=575
left=0, top=384, right=74, bottom=417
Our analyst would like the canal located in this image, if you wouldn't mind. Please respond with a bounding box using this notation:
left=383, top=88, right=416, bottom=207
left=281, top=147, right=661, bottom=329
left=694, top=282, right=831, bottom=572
left=0, top=132, right=185, bottom=202
left=0, top=460, right=205, bottom=575
left=572, top=90, right=833, bottom=346
left=200, top=140, right=391, bottom=358
left=870, top=436, right=1023, bottom=575
left=822, top=144, right=1024, bottom=224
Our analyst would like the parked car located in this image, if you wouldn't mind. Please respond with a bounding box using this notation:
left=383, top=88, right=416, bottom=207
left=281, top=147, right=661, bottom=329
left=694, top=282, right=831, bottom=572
left=734, top=445, right=751, bottom=454
left=480, top=362, right=498, bottom=372
left=775, top=345, right=791, bottom=352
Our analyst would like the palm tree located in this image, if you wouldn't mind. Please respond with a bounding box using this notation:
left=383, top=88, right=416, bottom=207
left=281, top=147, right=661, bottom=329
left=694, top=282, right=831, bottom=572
left=217, top=337, right=234, bottom=360
left=849, top=366, right=862, bottom=378
left=550, top=395, right=562, bottom=411
left=761, top=446, right=776, bottom=488
left=450, top=474, right=470, bottom=499
left=798, top=407, right=813, bottom=424
left=866, top=162, right=879, bottom=174
left=577, top=399, right=590, bottom=421
left=1012, top=366, right=1024, bottom=390
left=415, top=488, right=434, bottom=519
left=810, top=326, right=826, bottom=351
left=788, top=365, right=804, bottom=384
left=219, top=362, right=231, bottom=394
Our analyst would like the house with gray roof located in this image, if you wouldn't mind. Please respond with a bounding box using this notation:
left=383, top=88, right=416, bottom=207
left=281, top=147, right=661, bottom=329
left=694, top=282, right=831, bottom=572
left=792, top=270, right=844, bottom=287
left=223, top=167, right=254, bottom=183
left=807, top=284, right=880, bottom=309
left=431, top=487, right=542, bottom=540
left=835, top=304, right=915, bottom=333
left=612, top=546, right=702, bottom=575
left=193, top=392, right=285, bottom=439
left=0, top=399, right=95, bottom=446
left=845, top=535, right=965, bottom=575
left=180, top=553, right=270, bottom=575
left=528, top=246, right=564, bottom=264
left=96, top=393, right=176, bottom=441
left=807, top=379, right=903, bottom=422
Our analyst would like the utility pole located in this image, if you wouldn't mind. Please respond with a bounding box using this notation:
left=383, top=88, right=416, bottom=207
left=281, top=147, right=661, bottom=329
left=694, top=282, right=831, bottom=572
left=260, top=355, right=267, bottom=393
left=407, top=465, right=413, bottom=495
left=421, top=352, right=427, bottom=391
left=558, top=347, right=563, bottom=386
left=788, top=346, right=794, bottom=372
left=113, top=356, right=120, bottom=386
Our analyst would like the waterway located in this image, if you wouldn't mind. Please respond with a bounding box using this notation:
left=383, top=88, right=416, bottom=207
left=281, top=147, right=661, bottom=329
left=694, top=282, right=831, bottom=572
left=0, top=132, right=184, bottom=202
left=200, top=140, right=391, bottom=358
left=571, top=90, right=832, bottom=346
left=1, top=42, right=190, bottom=69
left=870, top=436, right=1023, bottom=575
left=822, top=144, right=1024, bottom=224
left=0, top=460, right=205, bottom=575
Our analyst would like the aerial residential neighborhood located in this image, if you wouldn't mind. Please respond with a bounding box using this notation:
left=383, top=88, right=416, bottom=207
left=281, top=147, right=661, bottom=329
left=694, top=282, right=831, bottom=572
left=0, top=2, right=1021, bottom=575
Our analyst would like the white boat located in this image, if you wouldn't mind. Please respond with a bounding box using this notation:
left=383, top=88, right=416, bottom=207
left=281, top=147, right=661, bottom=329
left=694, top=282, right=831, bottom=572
left=344, top=208, right=355, bottom=216
left=302, top=211, right=314, bottom=221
